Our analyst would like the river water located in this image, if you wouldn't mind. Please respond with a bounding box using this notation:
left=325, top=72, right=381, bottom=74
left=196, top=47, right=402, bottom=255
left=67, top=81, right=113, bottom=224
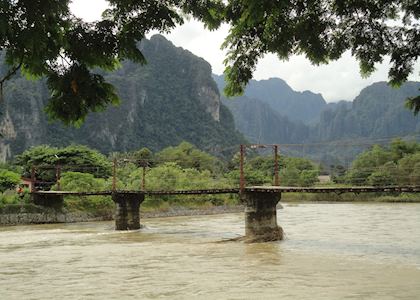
left=1, top=203, right=420, bottom=299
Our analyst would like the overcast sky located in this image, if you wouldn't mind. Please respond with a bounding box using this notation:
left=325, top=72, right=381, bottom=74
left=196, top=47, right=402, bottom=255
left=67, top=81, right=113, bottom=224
left=70, top=0, right=420, bottom=102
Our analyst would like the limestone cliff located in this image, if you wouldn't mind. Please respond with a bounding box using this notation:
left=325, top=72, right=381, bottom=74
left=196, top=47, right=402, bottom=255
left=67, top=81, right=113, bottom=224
left=0, top=35, right=243, bottom=161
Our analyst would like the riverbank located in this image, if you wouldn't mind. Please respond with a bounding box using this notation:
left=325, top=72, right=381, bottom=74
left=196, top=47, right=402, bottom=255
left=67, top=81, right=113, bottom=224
left=1, top=192, right=419, bottom=226
left=0, top=204, right=244, bottom=226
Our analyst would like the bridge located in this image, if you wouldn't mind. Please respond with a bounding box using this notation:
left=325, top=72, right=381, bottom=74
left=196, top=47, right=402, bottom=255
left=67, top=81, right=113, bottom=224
left=31, top=185, right=420, bottom=243
left=27, top=143, right=420, bottom=242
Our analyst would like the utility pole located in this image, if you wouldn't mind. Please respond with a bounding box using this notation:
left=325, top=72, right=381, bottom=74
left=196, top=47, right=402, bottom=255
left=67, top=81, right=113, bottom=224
left=56, top=165, right=61, bottom=191
left=273, top=145, right=279, bottom=186
left=30, top=166, right=36, bottom=193
left=240, top=144, right=245, bottom=193
left=112, top=158, right=117, bottom=191
left=141, top=161, right=146, bottom=191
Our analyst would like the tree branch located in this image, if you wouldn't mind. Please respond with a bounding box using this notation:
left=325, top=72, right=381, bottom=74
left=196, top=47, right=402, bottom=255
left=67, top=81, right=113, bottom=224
left=0, top=61, right=23, bottom=102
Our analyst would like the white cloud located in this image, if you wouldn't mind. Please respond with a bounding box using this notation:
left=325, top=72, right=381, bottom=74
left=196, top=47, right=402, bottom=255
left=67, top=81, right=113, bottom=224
left=161, top=20, right=229, bottom=75
left=69, top=0, right=109, bottom=22
left=71, top=0, right=420, bottom=102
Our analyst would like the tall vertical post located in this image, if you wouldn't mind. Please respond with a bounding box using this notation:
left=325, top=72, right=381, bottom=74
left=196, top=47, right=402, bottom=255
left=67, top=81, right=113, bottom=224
left=30, top=166, right=36, bottom=193
left=112, top=158, right=117, bottom=191
left=56, top=165, right=61, bottom=191
left=240, top=144, right=245, bottom=193
left=273, top=145, right=279, bottom=186
left=142, top=164, right=146, bottom=191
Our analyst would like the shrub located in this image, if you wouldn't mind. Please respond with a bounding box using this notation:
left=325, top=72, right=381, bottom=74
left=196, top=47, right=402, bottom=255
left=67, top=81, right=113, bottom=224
left=0, top=169, right=20, bottom=193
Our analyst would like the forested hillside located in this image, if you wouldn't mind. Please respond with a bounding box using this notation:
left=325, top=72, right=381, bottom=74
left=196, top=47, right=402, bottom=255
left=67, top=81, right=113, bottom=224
left=217, top=75, right=420, bottom=165
left=0, top=35, right=245, bottom=161
left=214, top=75, right=328, bottom=124
left=217, top=75, right=420, bottom=144
left=314, top=82, right=420, bottom=141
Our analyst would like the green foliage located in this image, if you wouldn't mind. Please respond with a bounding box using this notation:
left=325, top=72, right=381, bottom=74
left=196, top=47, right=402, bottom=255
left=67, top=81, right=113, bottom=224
left=279, top=168, right=300, bottom=187
left=330, top=165, right=347, bottom=184
left=219, top=76, right=420, bottom=167
left=1, top=35, right=245, bottom=157
left=222, top=0, right=420, bottom=112
left=226, top=154, right=319, bottom=186
left=368, top=171, right=396, bottom=187
left=123, top=162, right=232, bottom=206
left=57, top=172, right=109, bottom=192
left=2, top=0, right=420, bottom=126
left=45, top=64, right=120, bottom=126
left=345, top=139, right=420, bottom=186
left=346, top=145, right=392, bottom=185
left=0, top=169, right=20, bottom=192
left=406, top=94, right=420, bottom=115
left=133, top=148, right=153, bottom=161
left=156, top=142, right=219, bottom=173
left=0, top=0, right=227, bottom=124
left=125, top=162, right=229, bottom=191
left=299, top=170, right=319, bottom=187
left=0, top=187, right=30, bottom=208
left=57, top=172, right=113, bottom=214
left=15, top=144, right=111, bottom=183
left=390, top=139, right=420, bottom=161
left=397, top=153, right=420, bottom=185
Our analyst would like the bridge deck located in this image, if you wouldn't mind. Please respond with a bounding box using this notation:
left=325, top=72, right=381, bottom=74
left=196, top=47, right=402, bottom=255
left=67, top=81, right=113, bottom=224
left=32, top=185, right=420, bottom=196
left=247, top=186, right=420, bottom=193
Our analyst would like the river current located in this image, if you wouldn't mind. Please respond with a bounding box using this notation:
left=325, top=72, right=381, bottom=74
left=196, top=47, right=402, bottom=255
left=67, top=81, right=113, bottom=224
left=1, top=203, right=420, bottom=299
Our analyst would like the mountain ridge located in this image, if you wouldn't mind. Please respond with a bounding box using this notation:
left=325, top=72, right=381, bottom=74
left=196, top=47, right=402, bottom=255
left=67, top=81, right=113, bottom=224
left=216, top=75, right=420, bottom=145
left=0, top=35, right=245, bottom=161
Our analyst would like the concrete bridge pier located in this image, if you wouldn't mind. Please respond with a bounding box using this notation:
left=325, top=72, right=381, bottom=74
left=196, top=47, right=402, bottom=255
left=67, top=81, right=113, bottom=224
left=242, top=191, right=283, bottom=242
left=112, top=193, right=145, bottom=230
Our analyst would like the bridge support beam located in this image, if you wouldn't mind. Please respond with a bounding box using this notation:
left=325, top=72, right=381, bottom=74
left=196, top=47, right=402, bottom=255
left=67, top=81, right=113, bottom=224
left=113, top=193, right=144, bottom=230
left=242, top=191, right=283, bottom=242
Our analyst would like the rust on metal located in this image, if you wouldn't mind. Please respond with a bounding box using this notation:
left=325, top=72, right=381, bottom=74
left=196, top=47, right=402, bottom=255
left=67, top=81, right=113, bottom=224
left=56, top=165, right=61, bottom=191
left=142, top=165, right=146, bottom=191
left=112, top=158, right=117, bottom=191
left=273, top=145, right=279, bottom=186
left=31, top=186, right=420, bottom=198
left=30, top=166, right=36, bottom=193
left=240, top=144, right=245, bottom=194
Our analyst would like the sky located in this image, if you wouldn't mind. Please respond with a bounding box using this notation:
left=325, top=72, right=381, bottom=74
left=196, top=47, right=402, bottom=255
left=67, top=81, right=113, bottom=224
left=70, top=0, right=420, bottom=102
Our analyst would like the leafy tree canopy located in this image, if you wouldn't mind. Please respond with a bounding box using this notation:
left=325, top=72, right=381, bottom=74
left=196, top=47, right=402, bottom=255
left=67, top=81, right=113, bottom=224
left=156, top=141, right=218, bottom=172
left=222, top=1, right=420, bottom=103
left=344, top=139, right=420, bottom=186
left=0, top=169, right=20, bottom=192
left=14, top=144, right=112, bottom=181
left=0, top=0, right=223, bottom=125
left=1, top=0, right=420, bottom=124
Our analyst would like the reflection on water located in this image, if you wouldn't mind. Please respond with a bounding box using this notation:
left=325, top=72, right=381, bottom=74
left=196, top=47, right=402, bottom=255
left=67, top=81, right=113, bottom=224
left=1, top=203, right=420, bottom=299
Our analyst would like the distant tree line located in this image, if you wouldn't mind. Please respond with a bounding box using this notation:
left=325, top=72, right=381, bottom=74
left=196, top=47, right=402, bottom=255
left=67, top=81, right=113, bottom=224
left=333, top=139, right=420, bottom=186
left=0, top=141, right=320, bottom=211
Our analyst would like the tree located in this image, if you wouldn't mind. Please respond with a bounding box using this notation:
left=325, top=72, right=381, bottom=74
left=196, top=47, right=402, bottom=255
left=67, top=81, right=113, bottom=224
left=0, top=0, right=223, bottom=125
left=346, top=145, right=392, bottom=185
left=344, top=140, right=420, bottom=185
left=156, top=142, right=218, bottom=172
left=367, top=170, right=396, bottom=186
left=0, top=169, right=20, bottom=192
left=398, top=152, right=420, bottom=184
left=2, top=0, right=420, bottom=125
left=222, top=0, right=420, bottom=110
left=15, top=144, right=112, bottom=183
left=299, top=170, right=319, bottom=187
